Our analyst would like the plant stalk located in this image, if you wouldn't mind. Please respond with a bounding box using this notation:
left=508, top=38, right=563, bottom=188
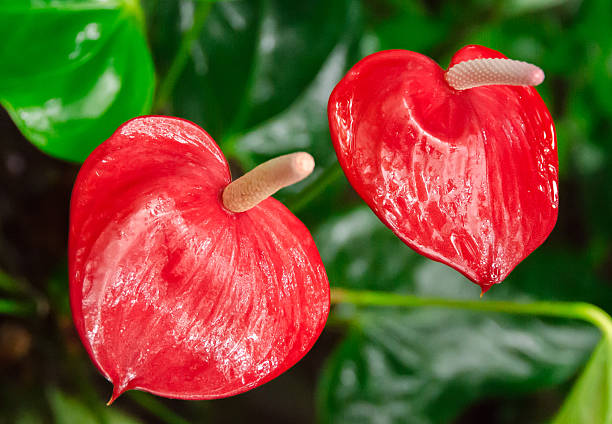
left=330, top=288, right=612, bottom=338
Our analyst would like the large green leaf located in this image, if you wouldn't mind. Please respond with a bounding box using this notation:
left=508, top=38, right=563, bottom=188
left=165, top=0, right=363, bottom=165
left=0, top=0, right=154, bottom=162
left=319, top=310, right=596, bottom=424
left=552, top=338, right=612, bottom=424
left=233, top=16, right=364, bottom=169
left=315, top=207, right=607, bottom=424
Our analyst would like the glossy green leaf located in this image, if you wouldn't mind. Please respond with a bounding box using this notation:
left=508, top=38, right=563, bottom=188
left=233, top=16, right=363, bottom=169
left=168, top=0, right=258, bottom=139
left=165, top=0, right=363, bottom=165
left=316, top=208, right=429, bottom=293
left=553, top=338, right=612, bottom=424
left=315, top=207, right=608, bottom=424
left=0, top=0, right=154, bottom=162
left=319, top=310, right=596, bottom=424
left=141, top=0, right=184, bottom=77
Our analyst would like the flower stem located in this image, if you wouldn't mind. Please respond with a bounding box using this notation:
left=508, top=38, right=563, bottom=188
left=330, top=288, right=612, bottom=338
left=153, top=2, right=212, bottom=113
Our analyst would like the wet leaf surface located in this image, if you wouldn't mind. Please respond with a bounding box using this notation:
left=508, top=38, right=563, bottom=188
left=0, top=0, right=154, bottom=162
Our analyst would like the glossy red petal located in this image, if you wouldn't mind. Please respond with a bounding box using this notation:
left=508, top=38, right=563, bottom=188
left=69, top=116, right=329, bottom=400
left=328, top=46, right=558, bottom=290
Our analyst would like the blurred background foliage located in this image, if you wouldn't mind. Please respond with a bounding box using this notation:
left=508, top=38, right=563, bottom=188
left=1, top=0, right=611, bottom=423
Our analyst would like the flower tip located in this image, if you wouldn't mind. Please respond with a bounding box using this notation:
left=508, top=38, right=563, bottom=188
left=479, top=283, right=494, bottom=297
left=529, top=67, right=545, bottom=86
left=294, top=152, right=315, bottom=176
left=107, top=384, right=128, bottom=406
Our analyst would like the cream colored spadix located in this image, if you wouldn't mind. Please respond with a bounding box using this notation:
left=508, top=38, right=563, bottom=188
left=445, top=58, right=545, bottom=91
left=222, top=152, right=315, bottom=213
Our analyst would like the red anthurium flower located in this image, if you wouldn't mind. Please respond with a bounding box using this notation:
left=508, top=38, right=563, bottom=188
left=328, top=45, right=558, bottom=292
left=69, top=116, right=329, bottom=402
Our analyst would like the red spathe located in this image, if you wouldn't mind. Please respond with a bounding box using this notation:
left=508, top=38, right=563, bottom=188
left=69, top=116, right=329, bottom=401
left=328, top=45, right=558, bottom=291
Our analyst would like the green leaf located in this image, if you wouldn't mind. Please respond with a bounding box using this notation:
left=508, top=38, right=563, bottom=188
left=0, top=0, right=154, bottom=162
left=233, top=15, right=363, bottom=168
left=553, top=337, right=612, bottom=424
left=319, top=310, right=596, bottom=424
left=315, top=207, right=612, bottom=303
left=373, top=8, right=448, bottom=54
left=168, top=0, right=259, bottom=139
left=316, top=208, right=429, bottom=293
left=315, top=207, right=607, bottom=423
left=48, top=387, right=100, bottom=424
left=127, top=391, right=192, bottom=424
left=48, top=387, right=142, bottom=424
left=164, top=0, right=363, bottom=165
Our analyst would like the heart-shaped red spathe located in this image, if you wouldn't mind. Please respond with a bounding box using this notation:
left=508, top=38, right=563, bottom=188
left=69, top=116, right=329, bottom=400
left=328, top=45, right=558, bottom=291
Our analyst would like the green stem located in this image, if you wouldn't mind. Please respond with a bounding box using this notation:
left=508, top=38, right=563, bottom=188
left=285, top=162, right=344, bottom=213
left=153, top=2, right=212, bottom=113
left=331, top=288, right=612, bottom=338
